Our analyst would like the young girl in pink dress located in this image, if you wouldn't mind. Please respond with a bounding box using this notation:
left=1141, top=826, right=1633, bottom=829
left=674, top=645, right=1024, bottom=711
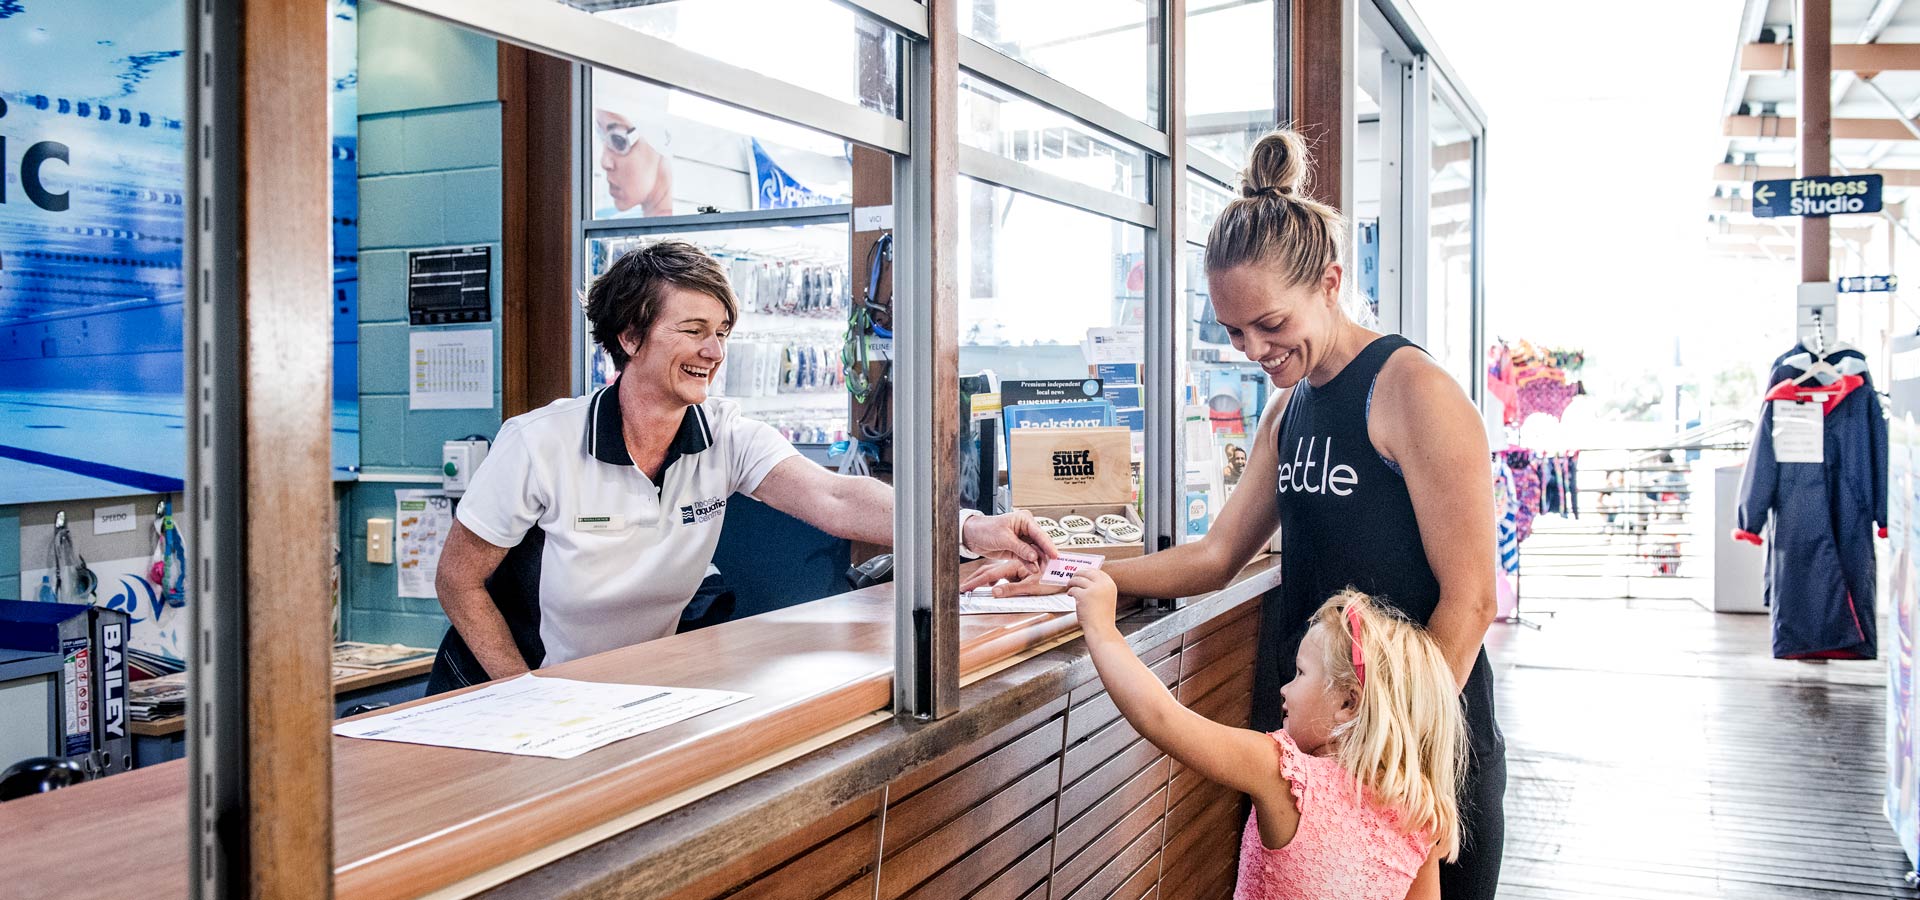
left=1069, top=572, right=1467, bottom=900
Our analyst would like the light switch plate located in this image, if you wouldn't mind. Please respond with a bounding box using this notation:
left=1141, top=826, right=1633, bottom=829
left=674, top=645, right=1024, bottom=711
left=367, top=517, right=394, bottom=564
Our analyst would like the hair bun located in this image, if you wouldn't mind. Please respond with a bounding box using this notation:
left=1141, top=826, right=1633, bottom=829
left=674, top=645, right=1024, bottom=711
left=1239, top=128, right=1311, bottom=200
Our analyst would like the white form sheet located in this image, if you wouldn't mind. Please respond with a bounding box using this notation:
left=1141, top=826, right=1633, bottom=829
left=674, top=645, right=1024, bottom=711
left=959, top=589, right=1078, bottom=615
left=332, top=674, right=751, bottom=759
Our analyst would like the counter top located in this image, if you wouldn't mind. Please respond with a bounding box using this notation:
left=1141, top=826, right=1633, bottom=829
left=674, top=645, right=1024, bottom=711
left=0, top=557, right=1281, bottom=900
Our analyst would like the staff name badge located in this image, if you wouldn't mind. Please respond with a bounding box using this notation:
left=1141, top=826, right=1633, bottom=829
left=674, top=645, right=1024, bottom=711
left=1772, top=400, right=1824, bottom=464
left=1040, top=551, right=1106, bottom=585
left=574, top=515, right=627, bottom=532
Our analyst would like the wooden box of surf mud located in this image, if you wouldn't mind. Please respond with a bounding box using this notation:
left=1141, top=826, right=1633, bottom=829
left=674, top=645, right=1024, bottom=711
left=1009, top=425, right=1145, bottom=559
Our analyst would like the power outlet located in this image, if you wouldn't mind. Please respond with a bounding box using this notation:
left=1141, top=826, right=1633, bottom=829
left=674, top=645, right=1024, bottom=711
left=367, top=518, right=394, bottom=564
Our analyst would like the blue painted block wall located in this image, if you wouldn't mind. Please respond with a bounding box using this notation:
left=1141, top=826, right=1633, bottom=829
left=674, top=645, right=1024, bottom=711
left=0, top=507, right=18, bottom=600
left=343, top=2, right=503, bottom=647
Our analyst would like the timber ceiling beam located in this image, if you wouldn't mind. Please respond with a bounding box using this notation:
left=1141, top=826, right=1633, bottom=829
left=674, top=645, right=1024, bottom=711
left=1713, top=162, right=1920, bottom=186
left=1726, top=114, right=1920, bottom=141
left=1709, top=222, right=1876, bottom=241
left=1742, top=41, right=1920, bottom=72
left=1432, top=140, right=1472, bottom=171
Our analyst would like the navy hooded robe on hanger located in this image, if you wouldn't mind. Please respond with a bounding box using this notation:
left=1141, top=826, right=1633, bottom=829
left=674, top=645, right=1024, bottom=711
left=1737, top=351, right=1887, bottom=660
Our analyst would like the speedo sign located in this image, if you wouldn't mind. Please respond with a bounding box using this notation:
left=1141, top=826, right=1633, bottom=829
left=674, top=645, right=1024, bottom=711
left=1751, top=174, right=1883, bottom=218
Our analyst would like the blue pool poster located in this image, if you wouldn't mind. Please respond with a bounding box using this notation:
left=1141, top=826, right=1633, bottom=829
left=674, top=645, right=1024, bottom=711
left=0, top=0, right=360, bottom=505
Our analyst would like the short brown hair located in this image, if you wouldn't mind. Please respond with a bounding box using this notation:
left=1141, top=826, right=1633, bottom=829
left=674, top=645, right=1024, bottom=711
left=585, top=240, right=739, bottom=370
left=1203, top=128, right=1347, bottom=291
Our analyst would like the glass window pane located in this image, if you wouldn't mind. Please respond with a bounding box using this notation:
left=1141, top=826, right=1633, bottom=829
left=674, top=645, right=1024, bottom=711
left=585, top=222, right=853, bottom=444
left=591, top=69, right=854, bottom=220
left=1428, top=93, right=1476, bottom=392
left=958, top=178, right=1149, bottom=520
left=1186, top=170, right=1233, bottom=243
left=1355, top=115, right=1382, bottom=320
left=1353, top=22, right=1388, bottom=322
left=961, top=0, right=1161, bottom=126
left=960, top=73, right=1150, bottom=202
left=1186, top=0, right=1276, bottom=172
left=1181, top=174, right=1267, bottom=541
left=567, top=0, right=901, bottom=117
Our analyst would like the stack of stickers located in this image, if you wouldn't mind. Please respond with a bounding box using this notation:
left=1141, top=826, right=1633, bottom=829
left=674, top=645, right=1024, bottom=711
left=1035, top=514, right=1142, bottom=548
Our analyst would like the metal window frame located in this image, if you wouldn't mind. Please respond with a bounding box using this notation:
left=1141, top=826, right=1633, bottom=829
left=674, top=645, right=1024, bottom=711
left=834, top=0, right=929, bottom=38
left=1369, top=0, right=1487, bottom=130
left=1187, top=152, right=1241, bottom=194
left=1398, top=57, right=1432, bottom=349
left=391, top=0, right=911, bottom=154
left=1147, top=0, right=1189, bottom=559
left=186, top=0, right=247, bottom=895
left=1367, top=0, right=1488, bottom=403
left=958, top=146, right=1156, bottom=227
left=1373, top=55, right=1409, bottom=335
left=958, top=38, right=1172, bottom=158
left=1185, top=165, right=1237, bottom=245
left=1469, top=124, right=1487, bottom=406
left=1361, top=0, right=1418, bottom=336
left=1429, top=75, right=1486, bottom=403
left=584, top=205, right=857, bottom=238
left=892, top=2, right=957, bottom=720
left=571, top=62, right=590, bottom=399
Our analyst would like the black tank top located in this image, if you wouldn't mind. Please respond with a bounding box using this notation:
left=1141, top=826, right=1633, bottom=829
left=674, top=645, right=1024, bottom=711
left=1256, top=334, right=1502, bottom=758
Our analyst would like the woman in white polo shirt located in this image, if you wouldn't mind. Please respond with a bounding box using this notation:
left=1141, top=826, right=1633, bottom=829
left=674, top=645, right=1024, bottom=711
left=429, top=240, right=1056, bottom=688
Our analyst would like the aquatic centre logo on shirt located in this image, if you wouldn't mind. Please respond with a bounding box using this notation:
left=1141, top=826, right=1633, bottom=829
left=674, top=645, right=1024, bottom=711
left=679, top=497, right=727, bottom=525
left=1276, top=436, right=1360, bottom=497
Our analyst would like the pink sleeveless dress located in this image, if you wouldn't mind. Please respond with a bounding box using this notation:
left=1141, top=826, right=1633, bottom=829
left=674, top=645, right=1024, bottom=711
left=1233, top=731, right=1433, bottom=900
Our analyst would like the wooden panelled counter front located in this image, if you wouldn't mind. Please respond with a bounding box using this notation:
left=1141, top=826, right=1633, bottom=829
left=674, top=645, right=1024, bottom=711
left=1, top=558, right=1275, bottom=900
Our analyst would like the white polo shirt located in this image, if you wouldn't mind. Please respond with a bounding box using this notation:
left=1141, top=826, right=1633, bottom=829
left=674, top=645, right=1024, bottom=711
left=456, top=382, right=799, bottom=665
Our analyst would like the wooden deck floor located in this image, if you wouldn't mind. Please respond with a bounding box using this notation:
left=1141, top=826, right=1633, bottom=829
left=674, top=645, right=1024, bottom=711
left=1487, top=595, right=1916, bottom=899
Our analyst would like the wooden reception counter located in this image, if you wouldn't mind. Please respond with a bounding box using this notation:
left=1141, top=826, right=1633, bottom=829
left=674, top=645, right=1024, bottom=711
left=2, top=557, right=1277, bottom=900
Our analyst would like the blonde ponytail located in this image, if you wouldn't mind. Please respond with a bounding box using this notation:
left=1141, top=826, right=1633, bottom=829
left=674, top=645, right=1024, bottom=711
left=1204, top=128, right=1348, bottom=298
left=1240, top=127, right=1312, bottom=199
left=1311, top=590, right=1468, bottom=861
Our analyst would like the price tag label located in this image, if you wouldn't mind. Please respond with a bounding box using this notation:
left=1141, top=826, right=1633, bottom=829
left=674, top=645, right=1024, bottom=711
left=1040, top=551, right=1105, bottom=585
left=1772, top=400, right=1824, bottom=464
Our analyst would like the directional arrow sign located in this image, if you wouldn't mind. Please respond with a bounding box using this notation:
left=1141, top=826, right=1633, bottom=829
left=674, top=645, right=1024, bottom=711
left=1752, top=174, right=1883, bottom=218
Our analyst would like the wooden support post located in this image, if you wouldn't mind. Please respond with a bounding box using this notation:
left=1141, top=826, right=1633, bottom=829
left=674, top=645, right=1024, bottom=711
left=500, top=44, right=578, bottom=418
left=239, top=0, right=335, bottom=895
left=1288, top=0, right=1353, bottom=210
left=894, top=0, right=961, bottom=720
left=1801, top=0, right=1832, bottom=284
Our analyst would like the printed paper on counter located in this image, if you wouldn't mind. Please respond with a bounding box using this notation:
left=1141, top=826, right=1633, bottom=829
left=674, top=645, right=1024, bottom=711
left=332, top=674, right=752, bottom=759
left=960, top=590, right=1078, bottom=614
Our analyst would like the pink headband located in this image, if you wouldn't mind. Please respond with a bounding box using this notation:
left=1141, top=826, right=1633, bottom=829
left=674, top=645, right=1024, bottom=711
left=1347, top=605, right=1366, bottom=687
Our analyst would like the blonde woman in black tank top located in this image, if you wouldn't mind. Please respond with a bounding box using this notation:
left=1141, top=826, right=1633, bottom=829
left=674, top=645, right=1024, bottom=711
left=964, top=130, right=1505, bottom=899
